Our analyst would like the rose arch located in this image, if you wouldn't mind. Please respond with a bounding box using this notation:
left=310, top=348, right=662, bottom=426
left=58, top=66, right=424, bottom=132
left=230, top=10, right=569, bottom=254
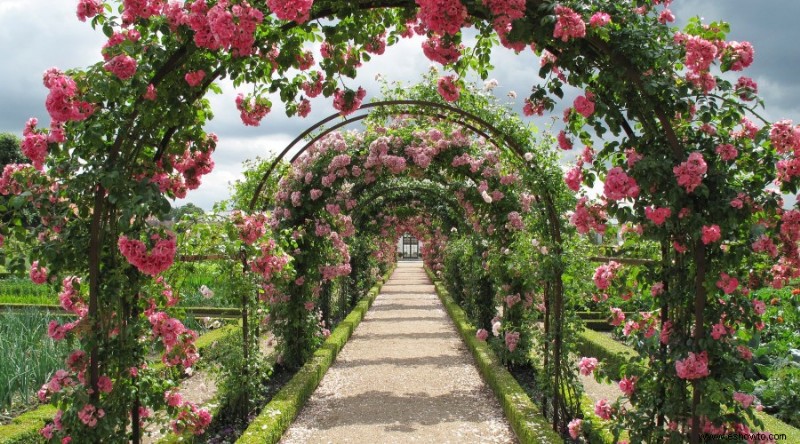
left=242, top=81, right=579, bottom=428
left=1, top=1, right=796, bottom=442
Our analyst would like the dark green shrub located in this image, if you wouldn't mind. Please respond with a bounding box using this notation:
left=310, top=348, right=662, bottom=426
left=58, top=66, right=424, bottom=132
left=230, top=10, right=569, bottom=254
left=754, top=362, right=800, bottom=428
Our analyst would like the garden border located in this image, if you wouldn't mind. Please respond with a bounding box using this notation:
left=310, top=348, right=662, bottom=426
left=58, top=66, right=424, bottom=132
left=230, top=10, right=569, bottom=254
left=236, top=264, right=395, bottom=444
left=425, top=267, right=563, bottom=444
left=575, top=328, right=800, bottom=440
left=0, top=324, right=241, bottom=444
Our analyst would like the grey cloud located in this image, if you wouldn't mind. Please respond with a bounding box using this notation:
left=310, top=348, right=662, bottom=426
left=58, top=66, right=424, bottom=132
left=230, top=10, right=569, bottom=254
left=0, top=0, right=105, bottom=134
left=674, top=0, right=800, bottom=90
left=2, top=0, right=798, bottom=210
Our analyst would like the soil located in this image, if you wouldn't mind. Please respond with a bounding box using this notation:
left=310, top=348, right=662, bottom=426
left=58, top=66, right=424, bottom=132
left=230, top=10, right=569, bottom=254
left=280, top=261, right=517, bottom=444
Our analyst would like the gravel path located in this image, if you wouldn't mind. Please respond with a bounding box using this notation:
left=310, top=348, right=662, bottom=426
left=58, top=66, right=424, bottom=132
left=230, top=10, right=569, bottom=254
left=280, top=261, right=517, bottom=444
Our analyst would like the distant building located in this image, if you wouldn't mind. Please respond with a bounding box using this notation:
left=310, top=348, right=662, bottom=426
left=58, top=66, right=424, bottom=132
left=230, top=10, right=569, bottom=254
left=397, top=233, right=422, bottom=259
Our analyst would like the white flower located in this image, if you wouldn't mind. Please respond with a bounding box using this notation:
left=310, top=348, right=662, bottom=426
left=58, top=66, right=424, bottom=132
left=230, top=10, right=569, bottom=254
left=484, top=79, right=499, bottom=91
left=481, top=190, right=493, bottom=203
left=199, top=285, right=214, bottom=299
left=531, top=238, right=540, bottom=247
left=540, top=246, right=549, bottom=254
left=524, top=152, right=534, bottom=161
left=492, top=321, right=502, bottom=336
left=507, top=91, right=517, bottom=99
left=503, top=248, right=510, bottom=255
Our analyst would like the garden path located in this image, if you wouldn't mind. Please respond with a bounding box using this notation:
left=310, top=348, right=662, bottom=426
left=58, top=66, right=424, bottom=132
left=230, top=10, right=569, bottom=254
left=280, top=261, right=517, bottom=443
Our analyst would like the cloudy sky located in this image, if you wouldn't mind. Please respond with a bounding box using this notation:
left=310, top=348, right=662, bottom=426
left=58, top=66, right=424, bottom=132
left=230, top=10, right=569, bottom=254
left=1, top=0, right=798, bottom=210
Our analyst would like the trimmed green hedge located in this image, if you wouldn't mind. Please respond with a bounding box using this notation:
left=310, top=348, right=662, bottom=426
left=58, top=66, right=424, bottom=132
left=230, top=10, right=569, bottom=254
left=426, top=267, right=563, bottom=444
left=576, top=329, right=638, bottom=380
left=0, top=406, right=57, bottom=444
left=755, top=410, right=799, bottom=440
left=236, top=265, right=394, bottom=444
left=0, top=325, right=241, bottom=444
left=576, top=328, right=800, bottom=440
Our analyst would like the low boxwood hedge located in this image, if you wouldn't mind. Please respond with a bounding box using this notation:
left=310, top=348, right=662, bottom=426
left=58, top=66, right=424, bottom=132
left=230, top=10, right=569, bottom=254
left=0, top=406, right=57, bottom=444
left=236, top=266, right=394, bottom=444
left=426, top=267, right=563, bottom=444
left=576, top=328, right=638, bottom=380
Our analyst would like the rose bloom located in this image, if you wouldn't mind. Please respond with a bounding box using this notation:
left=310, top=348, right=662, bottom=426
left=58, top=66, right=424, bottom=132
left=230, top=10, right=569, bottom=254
left=618, top=376, right=636, bottom=396
left=578, top=356, right=598, bottom=376
left=594, top=398, right=613, bottom=420
left=568, top=418, right=583, bottom=439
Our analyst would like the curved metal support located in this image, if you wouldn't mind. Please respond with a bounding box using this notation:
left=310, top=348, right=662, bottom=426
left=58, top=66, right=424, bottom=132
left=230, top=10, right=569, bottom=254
left=287, top=111, right=496, bottom=164
left=351, top=181, right=465, bottom=231
left=247, top=99, right=530, bottom=211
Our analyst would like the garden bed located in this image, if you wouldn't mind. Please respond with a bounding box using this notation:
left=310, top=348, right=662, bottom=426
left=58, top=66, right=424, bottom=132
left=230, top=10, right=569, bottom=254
left=0, top=324, right=240, bottom=444
left=0, top=309, right=76, bottom=421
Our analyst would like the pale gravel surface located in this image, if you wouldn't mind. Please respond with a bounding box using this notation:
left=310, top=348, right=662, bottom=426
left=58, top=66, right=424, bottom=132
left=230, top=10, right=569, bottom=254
left=142, top=332, right=275, bottom=443
left=578, top=369, right=624, bottom=406
left=280, top=261, right=517, bottom=444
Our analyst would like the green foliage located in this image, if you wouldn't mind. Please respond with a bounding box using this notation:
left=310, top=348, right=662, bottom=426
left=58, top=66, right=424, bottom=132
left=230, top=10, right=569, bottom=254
left=0, top=133, right=24, bottom=166
left=343, top=236, right=382, bottom=307
left=238, top=266, right=392, bottom=444
left=442, top=237, right=495, bottom=331
left=208, top=332, right=274, bottom=428
left=750, top=286, right=800, bottom=358
left=0, top=405, right=57, bottom=444
left=442, top=237, right=468, bottom=306
left=216, top=156, right=290, bottom=212
left=753, top=363, right=800, bottom=428
left=0, top=309, right=75, bottom=411
left=0, top=279, right=56, bottom=305
left=578, top=323, right=800, bottom=438
left=0, top=324, right=241, bottom=444
left=167, top=203, right=205, bottom=222
left=577, top=328, right=639, bottom=380
left=428, top=269, right=562, bottom=443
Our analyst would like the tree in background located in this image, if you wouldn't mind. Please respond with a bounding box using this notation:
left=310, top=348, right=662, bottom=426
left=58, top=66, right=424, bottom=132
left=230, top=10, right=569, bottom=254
left=0, top=132, right=35, bottom=233
left=168, top=202, right=205, bottom=221
left=0, top=133, right=24, bottom=166
left=216, top=156, right=289, bottom=212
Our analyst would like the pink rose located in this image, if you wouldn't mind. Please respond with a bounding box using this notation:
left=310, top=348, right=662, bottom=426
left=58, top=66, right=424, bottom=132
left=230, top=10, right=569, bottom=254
left=578, top=357, right=599, bottom=376
left=568, top=418, right=583, bottom=439
left=701, top=224, right=721, bottom=245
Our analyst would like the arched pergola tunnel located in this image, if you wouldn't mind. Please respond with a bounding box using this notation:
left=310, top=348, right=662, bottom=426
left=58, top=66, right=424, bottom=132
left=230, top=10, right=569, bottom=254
left=245, top=83, right=577, bottom=428
left=11, top=2, right=796, bottom=442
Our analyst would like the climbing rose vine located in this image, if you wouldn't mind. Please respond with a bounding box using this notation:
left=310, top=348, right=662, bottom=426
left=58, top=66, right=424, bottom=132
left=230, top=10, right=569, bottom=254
left=0, top=0, right=794, bottom=442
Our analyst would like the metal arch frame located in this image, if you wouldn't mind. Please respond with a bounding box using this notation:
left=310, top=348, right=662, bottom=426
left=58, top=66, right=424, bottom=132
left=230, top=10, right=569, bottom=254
left=288, top=111, right=494, bottom=164
left=347, top=173, right=459, bottom=211
left=350, top=181, right=466, bottom=231
left=246, top=97, right=562, bottom=253
left=245, top=97, right=570, bottom=432
left=247, top=99, right=529, bottom=212
left=355, top=201, right=456, bottom=237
